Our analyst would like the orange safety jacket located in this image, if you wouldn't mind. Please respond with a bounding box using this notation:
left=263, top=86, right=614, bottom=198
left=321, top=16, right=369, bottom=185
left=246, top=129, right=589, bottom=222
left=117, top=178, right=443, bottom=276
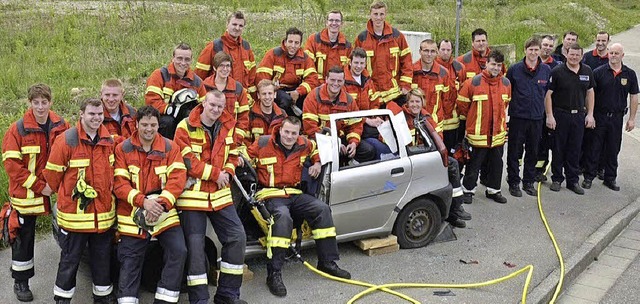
left=113, top=132, right=186, bottom=238
left=145, top=62, right=207, bottom=114
left=203, top=75, right=251, bottom=144
left=43, top=123, right=116, bottom=233
left=302, top=85, right=363, bottom=145
left=2, top=109, right=69, bottom=215
left=387, top=101, right=441, bottom=146
left=435, top=56, right=466, bottom=129
left=354, top=20, right=413, bottom=104
left=102, top=102, right=137, bottom=145
left=457, top=47, right=507, bottom=80
left=245, top=102, right=287, bottom=146
left=411, top=60, right=449, bottom=133
left=247, top=124, right=320, bottom=201
left=256, top=42, right=319, bottom=97
left=343, top=66, right=381, bottom=111
left=304, top=29, right=352, bottom=83
left=195, top=32, right=258, bottom=94
left=457, top=71, right=512, bottom=148
left=173, top=104, right=239, bottom=212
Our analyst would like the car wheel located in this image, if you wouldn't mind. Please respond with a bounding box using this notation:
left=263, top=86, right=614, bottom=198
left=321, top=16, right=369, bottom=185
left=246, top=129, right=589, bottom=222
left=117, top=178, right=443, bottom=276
left=393, top=198, right=442, bottom=249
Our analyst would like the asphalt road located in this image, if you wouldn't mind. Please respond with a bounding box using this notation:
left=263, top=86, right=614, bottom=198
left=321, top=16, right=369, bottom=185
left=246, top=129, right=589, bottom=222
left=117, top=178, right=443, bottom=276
left=2, top=25, right=640, bottom=304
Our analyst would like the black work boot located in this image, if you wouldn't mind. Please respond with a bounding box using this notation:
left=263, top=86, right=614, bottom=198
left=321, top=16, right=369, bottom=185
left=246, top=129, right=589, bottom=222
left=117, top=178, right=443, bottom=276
left=317, top=261, right=351, bottom=279
left=213, top=294, right=248, bottom=304
left=266, top=266, right=287, bottom=297
left=14, top=280, right=33, bottom=302
left=93, top=293, right=116, bottom=304
left=54, top=297, right=71, bottom=304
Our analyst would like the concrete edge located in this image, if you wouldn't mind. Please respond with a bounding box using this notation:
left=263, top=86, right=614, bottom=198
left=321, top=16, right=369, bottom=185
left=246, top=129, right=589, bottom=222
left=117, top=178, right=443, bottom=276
left=528, top=197, right=640, bottom=304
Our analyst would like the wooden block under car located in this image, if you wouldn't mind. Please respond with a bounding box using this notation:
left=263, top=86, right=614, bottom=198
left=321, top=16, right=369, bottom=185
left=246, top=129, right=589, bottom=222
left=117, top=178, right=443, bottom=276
left=364, top=243, right=400, bottom=256
left=354, top=234, right=398, bottom=250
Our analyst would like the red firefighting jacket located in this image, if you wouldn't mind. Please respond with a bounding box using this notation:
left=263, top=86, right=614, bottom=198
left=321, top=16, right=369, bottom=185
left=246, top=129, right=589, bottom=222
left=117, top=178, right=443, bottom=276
left=145, top=62, right=207, bottom=114
left=343, top=66, right=381, bottom=111
left=256, top=42, right=319, bottom=96
left=457, top=70, right=512, bottom=148
left=387, top=101, right=441, bottom=146
left=245, top=102, right=287, bottom=146
left=302, top=85, right=363, bottom=145
left=113, top=132, right=186, bottom=238
left=354, top=20, right=413, bottom=103
left=304, top=29, right=352, bottom=83
left=457, top=47, right=507, bottom=80
left=173, top=104, right=239, bottom=211
left=435, top=56, right=466, bottom=129
left=203, top=75, right=251, bottom=144
left=2, top=109, right=69, bottom=215
left=411, top=60, right=449, bottom=132
left=247, top=124, right=320, bottom=200
left=43, top=123, right=116, bottom=233
left=195, top=32, right=258, bottom=95
left=102, top=102, right=137, bottom=145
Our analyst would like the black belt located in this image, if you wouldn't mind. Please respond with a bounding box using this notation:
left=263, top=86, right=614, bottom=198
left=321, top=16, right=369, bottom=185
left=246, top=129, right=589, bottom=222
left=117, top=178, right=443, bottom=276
left=553, top=107, right=584, bottom=114
left=596, top=110, right=625, bottom=117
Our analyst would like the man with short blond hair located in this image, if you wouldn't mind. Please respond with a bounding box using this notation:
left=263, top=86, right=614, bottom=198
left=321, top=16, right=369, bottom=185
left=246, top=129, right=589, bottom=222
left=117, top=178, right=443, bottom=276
left=101, top=78, right=136, bottom=144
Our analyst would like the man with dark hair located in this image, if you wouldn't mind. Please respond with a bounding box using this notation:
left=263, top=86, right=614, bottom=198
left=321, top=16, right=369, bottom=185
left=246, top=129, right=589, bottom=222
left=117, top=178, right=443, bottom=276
left=173, top=90, right=247, bottom=304
left=354, top=1, right=413, bottom=105
left=43, top=98, right=116, bottom=304
left=247, top=116, right=350, bottom=297
left=195, top=11, right=257, bottom=95
left=457, top=50, right=512, bottom=204
left=457, top=28, right=506, bottom=79
left=412, top=39, right=449, bottom=133
left=553, top=31, right=579, bottom=62
left=582, top=43, right=638, bottom=191
left=113, top=105, right=187, bottom=304
left=302, top=66, right=376, bottom=163
left=436, top=39, right=466, bottom=151
left=582, top=31, right=610, bottom=70
left=257, top=27, right=319, bottom=117
left=540, top=35, right=561, bottom=69
left=344, top=47, right=383, bottom=143
left=145, top=43, right=207, bottom=139
left=2, top=84, right=69, bottom=302
left=506, top=37, right=552, bottom=197
left=304, top=10, right=352, bottom=83
left=545, top=44, right=595, bottom=194
left=101, top=78, right=137, bottom=145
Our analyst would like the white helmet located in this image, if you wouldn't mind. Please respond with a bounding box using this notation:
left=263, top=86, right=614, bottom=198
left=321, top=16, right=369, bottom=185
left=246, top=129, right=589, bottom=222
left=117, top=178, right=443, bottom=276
left=167, top=88, right=198, bottom=118
left=133, top=194, right=170, bottom=228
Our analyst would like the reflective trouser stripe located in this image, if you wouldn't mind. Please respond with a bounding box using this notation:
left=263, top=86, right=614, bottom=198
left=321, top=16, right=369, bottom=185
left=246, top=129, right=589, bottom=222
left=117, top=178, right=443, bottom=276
left=12, top=259, right=34, bottom=271
left=220, top=261, right=244, bottom=275
left=118, top=297, right=139, bottom=304
left=54, top=285, right=75, bottom=298
left=452, top=186, right=463, bottom=198
left=187, top=274, right=208, bottom=286
left=93, top=284, right=113, bottom=296
left=312, top=227, right=336, bottom=239
left=155, top=287, right=180, bottom=303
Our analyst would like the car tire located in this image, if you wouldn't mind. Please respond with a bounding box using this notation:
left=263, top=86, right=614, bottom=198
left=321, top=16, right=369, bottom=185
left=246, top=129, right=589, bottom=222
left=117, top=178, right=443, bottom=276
left=393, top=198, right=442, bottom=249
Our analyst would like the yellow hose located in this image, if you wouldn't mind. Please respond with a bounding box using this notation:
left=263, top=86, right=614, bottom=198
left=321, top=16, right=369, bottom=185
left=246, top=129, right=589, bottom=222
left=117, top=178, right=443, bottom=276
left=302, top=165, right=565, bottom=304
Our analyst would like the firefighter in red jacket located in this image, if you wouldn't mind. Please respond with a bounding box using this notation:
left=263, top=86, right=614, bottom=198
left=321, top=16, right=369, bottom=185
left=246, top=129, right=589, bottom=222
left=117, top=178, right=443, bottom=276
left=43, top=98, right=116, bottom=304
left=173, top=90, right=247, bottom=304
left=457, top=51, right=512, bottom=204
left=256, top=27, right=319, bottom=117
left=145, top=43, right=207, bottom=139
left=436, top=39, right=467, bottom=150
left=302, top=66, right=377, bottom=163
left=101, top=78, right=137, bottom=145
left=344, top=48, right=383, bottom=141
left=195, top=11, right=257, bottom=95
left=304, top=10, right=352, bottom=83
left=354, top=1, right=413, bottom=105
left=412, top=39, right=449, bottom=133
left=2, top=84, right=69, bottom=302
left=247, top=116, right=351, bottom=297
left=113, top=106, right=187, bottom=304
left=246, top=80, right=287, bottom=146
left=203, top=52, right=251, bottom=146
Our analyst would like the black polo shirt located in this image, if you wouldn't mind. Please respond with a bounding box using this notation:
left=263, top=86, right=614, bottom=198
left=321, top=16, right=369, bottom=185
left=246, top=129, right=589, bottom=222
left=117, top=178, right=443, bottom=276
left=549, top=63, right=595, bottom=111
left=593, top=64, right=639, bottom=113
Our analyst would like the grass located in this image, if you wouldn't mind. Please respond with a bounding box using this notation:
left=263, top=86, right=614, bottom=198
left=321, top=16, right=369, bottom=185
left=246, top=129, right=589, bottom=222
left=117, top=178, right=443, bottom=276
left=0, top=0, right=638, bottom=237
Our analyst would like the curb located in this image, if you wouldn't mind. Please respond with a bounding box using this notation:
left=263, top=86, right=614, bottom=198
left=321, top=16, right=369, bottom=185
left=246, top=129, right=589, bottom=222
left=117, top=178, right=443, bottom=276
left=528, top=197, right=640, bottom=304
